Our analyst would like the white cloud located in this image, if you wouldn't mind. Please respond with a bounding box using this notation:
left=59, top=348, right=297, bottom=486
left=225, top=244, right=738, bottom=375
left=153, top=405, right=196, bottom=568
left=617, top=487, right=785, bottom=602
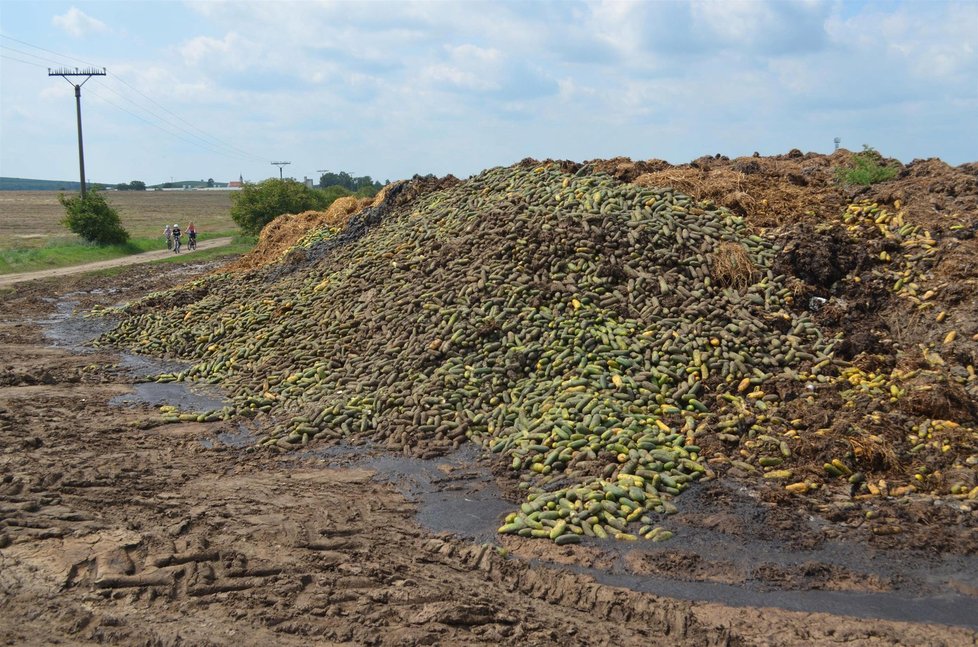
left=179, top=32, right=248, bottom=68
left=52, top=7, right=108, bottom=38
left=422, top=44, right=502, bottom=92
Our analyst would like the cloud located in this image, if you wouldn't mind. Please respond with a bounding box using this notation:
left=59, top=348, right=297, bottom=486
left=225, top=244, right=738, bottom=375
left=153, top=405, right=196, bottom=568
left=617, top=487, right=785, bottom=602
left=179, top=32, right=253, bottom=69
left=419, top=43, right=559, bottom=104
left=52, top=7, right=109, bottom=38
left=691, top=0, right=830, bottom=56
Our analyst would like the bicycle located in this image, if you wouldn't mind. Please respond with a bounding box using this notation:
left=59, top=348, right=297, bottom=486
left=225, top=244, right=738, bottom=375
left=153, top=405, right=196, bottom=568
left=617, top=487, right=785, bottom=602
left=165, top=234, right=173, bottom=250
left=173, top=236, right=181, bottom=253
left=188, top=234, right=197, bottom=251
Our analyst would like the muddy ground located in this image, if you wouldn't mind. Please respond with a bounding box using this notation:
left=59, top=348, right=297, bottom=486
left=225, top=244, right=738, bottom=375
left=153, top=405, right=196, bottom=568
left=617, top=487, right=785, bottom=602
left=1, top=261, right=976, bottom=646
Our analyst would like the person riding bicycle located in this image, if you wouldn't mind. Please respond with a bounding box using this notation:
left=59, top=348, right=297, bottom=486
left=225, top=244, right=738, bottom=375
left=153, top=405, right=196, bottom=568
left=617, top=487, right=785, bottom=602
left=186, top=222, right=197, bottom=250
left=164, top=223, right=173, bottom=250
left=171, top=223, right=181, bottom=253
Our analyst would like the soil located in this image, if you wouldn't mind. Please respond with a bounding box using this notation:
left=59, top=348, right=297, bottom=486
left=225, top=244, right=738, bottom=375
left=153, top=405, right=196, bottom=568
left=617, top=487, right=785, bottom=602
left=1, top=264, right=975, bottom=647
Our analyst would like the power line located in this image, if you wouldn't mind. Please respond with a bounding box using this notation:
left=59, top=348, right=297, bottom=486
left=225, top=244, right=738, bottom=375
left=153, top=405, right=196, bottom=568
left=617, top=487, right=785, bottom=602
left=92, top=80, right=264, bottom=162
left=0, top=33, right=98, bottom=67
left=0, top=43, right=64, bottom=66
left=0, top=53, right=48, bottom=68
left=2, top=33, right=267, bottom=165
left=4, top=50, right=232, bottom=157
left=107, top=73, right=259, bottom=161
left=85, top=87, right=257, bottom=161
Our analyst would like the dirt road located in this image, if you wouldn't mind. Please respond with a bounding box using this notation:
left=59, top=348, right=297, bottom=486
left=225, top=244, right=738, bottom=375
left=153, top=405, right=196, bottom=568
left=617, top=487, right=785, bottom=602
left=1, top=261, right=975, bottom=646
left=0, top=237, right=233, bottom=288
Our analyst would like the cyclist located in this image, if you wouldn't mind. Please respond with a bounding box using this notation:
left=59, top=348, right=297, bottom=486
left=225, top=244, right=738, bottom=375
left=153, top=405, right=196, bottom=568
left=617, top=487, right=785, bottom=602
left=172, top=223, right=181, bottom=253
left=164, top=223, right=173, bottom=250
left=186, top=222, right=197, bottom=251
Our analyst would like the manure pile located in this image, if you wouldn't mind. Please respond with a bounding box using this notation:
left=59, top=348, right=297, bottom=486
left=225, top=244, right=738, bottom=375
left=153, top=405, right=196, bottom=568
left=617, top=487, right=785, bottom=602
left=101, top=162, right=869, bottom=543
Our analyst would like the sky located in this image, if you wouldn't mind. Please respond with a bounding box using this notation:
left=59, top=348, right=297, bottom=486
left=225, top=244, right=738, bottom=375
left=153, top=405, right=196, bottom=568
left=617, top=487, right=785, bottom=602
left=0, top=0, right=976, bottom=186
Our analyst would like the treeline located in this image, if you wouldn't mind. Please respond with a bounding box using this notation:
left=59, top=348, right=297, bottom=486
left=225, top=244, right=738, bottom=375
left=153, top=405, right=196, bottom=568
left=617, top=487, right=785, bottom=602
left=0, top=177, right=111, bottom=191
left=114, top=181, right=147, bottom=191
left=318, top=171, right=385, bottom=193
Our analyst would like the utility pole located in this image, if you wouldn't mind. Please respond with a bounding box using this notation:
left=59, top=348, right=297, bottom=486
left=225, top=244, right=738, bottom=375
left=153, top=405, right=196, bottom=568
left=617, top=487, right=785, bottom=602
left=49, top=67, right=106, bottom=197
left=833, top=137, right=841, bottom=152
left=271, top=161, right=291, bottom=179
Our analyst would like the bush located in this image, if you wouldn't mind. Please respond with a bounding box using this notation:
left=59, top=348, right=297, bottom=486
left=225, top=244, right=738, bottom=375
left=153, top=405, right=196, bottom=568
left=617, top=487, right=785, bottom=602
left=230, top=178, right=332, bottom=235
left=321, top=184, right=354, bottom=205
left=835, top=146, right=899, bottom=186
left=59, top=189, right=130, bottom=245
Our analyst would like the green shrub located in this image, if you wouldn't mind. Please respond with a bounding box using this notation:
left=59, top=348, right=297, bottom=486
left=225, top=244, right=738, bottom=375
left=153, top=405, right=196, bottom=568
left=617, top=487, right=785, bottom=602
left=835, top=146, right=899, bottom=186
left=230, top=178, right=332, bottom=235
left=321, top=184, right=354, bottom=205
left=59, top=189, right=130, bottom=245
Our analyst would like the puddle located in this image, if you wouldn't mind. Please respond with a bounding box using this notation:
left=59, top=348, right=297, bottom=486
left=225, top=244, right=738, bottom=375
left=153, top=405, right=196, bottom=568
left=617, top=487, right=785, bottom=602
left=39, top=293, right=117, bottom=349
left=558, top=559, right=978, bottom=629
left=110, top=381, right=229, bottom=412
left=41, top=292, right=233, bottom=415
left=366, top=446, right=514, bottom=545
left=305, top=442, right=513, bottom=545
left=214, top=425, right=261, bottom=448
left=117, top=353, right=191, bottom=381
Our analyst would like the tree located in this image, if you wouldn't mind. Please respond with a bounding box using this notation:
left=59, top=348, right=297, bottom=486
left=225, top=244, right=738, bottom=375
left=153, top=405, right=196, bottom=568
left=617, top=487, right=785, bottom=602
left=207, top=178, right=215, bottom=188
left=115, top=183, right=129, bottom=191
left=129, top=180, right=146, bottom=191
left=230, top=178, right=331, bottom=235
left=59, top=188, right=130, bottom=245
left=318, top=170, right=383, bottom=192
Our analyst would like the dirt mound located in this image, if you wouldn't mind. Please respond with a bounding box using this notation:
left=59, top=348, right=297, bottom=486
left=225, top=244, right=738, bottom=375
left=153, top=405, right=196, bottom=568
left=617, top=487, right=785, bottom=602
left=633, top=150, right=854, bottom=228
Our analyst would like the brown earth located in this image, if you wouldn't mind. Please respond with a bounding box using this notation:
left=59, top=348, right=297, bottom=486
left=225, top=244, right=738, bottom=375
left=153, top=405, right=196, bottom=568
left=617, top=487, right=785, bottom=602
left=2, top=149, right=978, bottom=645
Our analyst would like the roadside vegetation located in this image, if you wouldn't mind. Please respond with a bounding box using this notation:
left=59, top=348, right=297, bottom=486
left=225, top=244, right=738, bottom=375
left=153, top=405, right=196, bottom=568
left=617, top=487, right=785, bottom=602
left=0, top=230, right=244, bottom=275
left=59, top=188, right=130, bottom=245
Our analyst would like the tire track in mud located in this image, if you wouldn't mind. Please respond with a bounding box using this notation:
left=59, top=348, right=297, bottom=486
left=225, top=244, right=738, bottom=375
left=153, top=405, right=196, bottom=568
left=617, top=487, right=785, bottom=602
left=1, top=265, right=976, bottom=646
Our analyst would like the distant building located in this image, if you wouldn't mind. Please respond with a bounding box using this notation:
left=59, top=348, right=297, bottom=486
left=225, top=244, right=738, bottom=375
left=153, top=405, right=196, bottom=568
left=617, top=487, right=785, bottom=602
left=228, top=180, right=243, bottom=188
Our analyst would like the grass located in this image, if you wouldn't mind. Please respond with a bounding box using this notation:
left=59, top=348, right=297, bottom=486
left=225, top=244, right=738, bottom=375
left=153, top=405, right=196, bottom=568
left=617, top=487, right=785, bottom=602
left=0, top=231, right=241, bottom=274
left=835, top=146, right=900, bottom=186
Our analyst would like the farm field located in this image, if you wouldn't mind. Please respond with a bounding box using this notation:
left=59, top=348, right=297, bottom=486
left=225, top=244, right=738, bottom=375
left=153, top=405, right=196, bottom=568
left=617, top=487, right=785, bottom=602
left=0, top=189, right=235, bottom=250
left=1, top=150, right=976, bottom=645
